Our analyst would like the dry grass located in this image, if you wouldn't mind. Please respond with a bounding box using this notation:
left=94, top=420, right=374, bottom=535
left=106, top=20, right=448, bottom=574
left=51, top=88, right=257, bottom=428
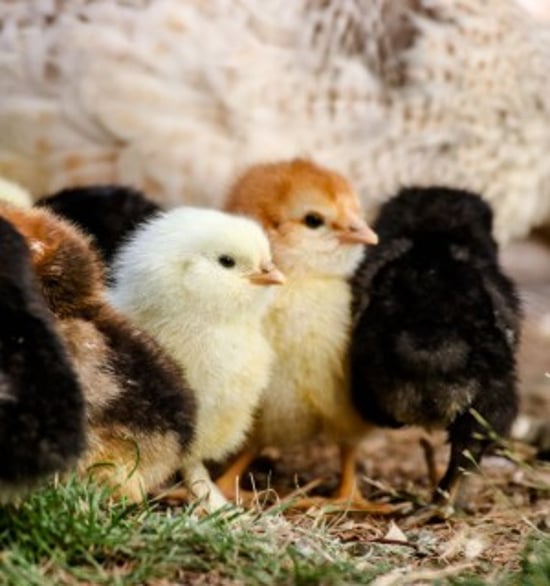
left=1, top=238, right=548, bottom=585
left=0, top=438, right=547, bottom=586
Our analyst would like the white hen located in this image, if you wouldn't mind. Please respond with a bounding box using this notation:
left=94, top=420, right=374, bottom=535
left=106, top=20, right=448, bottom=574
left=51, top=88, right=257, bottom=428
left=0, top=0, right=550, bottom=243
left=109, top=207, right=283, bottom=509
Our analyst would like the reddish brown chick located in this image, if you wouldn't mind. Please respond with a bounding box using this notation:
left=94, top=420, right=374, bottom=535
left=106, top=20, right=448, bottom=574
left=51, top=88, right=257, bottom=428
left=0, top=203, right=196, bottom=501
left=226, top=159, right=377, bottom=276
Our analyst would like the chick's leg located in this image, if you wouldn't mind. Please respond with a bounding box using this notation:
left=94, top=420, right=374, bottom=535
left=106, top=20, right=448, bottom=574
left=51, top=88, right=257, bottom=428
left=406, top=423, right=489, bottom=525
left=186, top=461, right=229, bottom=510
left=157, top=461, right=229, bottom=511
left=216, top=449, right=258, bottom=501
left=434, top=437, right=485, bottom=511
left=288, top=443, right=394, bottom=514
left=335, top=443, right=361, bottom=500
left=333, top=443, right=394, bottom=512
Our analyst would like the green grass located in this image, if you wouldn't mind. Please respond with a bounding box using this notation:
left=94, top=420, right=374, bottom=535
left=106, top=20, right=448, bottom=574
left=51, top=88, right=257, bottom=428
left=0, top=478, right=389, bottom=585
left=514, top=535, right=550, bottom=586
left=0, top=478, right=547, bottom=585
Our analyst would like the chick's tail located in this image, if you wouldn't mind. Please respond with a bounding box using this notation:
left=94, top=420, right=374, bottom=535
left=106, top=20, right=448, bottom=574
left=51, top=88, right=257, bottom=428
left=394, top=330, right=470, bottom=374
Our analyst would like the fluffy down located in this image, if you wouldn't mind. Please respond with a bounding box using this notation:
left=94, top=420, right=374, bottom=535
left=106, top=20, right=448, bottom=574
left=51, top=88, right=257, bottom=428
left=0, top=177, right=32, bottom=208
left=224, top=159, right=381, bottom=506
left=0, top=216, right=85, bottom=499
left=37, top=185, right=162, bottom=265
left=109, top=207, right=282, bottom=509
left=350, top=187, right=521, bottom=507
left=0, top=1, right=550, bottom=242
left=0, top=203, right=196, bottom=502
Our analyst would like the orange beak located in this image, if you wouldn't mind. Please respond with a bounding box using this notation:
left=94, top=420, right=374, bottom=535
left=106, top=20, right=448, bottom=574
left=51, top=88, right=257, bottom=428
left=247, top=261, right=286, bottom=286
left=337, top=214, right=379, bottom=245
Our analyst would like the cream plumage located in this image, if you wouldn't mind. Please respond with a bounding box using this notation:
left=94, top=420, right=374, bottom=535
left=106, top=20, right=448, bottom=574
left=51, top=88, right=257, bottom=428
left=222, top=159, right=383, bottom=509
left=1, top=1, right=550, bottom=243
left=0, top=177, right=32, bottom=208
left=109, top=207, right=283, bottom=509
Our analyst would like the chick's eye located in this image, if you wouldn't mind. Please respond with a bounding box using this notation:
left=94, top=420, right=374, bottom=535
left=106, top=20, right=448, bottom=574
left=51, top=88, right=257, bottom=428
left=218, top=255, right=236, bottom=268
left=303, top=212, right=324, bottom=229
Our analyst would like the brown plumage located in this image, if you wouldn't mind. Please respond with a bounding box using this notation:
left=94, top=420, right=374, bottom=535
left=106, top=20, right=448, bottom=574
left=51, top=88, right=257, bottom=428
left=227, top=159, right=362, bottom=230
left=0, top=203, right=196, bottom=501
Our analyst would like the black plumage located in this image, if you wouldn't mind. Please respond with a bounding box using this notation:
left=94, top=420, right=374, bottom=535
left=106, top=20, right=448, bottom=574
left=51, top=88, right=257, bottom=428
left=36, top=185, right=162, bottom=264
left=350, top=187, right=520, bottom=507
left=0, top=217, right=85, bottom=496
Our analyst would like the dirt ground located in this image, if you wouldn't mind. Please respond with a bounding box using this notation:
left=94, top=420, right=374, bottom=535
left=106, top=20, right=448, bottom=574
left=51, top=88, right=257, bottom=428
left=231, top=237, right=550, bottom=576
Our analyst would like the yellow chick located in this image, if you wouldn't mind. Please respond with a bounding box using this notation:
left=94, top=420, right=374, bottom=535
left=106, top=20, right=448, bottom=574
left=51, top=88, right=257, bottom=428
left=222, top=158, right=385, bottom=510
left=109, top=207, right=284, bottom=509
left=0, top=177, right=32, bottom=208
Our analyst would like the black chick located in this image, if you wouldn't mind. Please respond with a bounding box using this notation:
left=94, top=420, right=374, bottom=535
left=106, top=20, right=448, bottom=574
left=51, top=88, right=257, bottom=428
left=350, top=187, right=520, bottom=508
left=0, top=217, right=85, bottom=498
left=36, top=185, right=162, bottom=265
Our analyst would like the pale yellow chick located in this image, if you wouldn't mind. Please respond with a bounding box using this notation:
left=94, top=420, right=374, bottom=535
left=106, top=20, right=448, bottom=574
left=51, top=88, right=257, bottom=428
left=0, top=177, right=32, bottom=208
left=109, top=207, right=284, bottom=509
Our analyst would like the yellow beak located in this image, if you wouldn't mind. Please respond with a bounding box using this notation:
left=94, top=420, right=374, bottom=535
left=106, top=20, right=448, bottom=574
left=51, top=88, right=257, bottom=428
left=336, top=213, right=378, bottom=245
left=248, top=261, right=286, bottom=286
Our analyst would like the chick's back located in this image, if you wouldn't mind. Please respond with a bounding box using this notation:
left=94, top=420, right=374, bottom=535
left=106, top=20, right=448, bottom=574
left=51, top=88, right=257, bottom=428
left=0, top=216, right=85, bottom=494
left=37, top=185, right=162, bottom=265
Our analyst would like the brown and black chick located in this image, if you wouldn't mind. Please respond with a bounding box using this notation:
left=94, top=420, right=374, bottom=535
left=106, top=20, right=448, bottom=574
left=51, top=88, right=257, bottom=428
left=350, top=187, right=520, bottom=511
left=0, top=203, right=196, bottom=502
left=36, top=185, right=162, bottom=266
left=0, top=216, right=85, bottom=499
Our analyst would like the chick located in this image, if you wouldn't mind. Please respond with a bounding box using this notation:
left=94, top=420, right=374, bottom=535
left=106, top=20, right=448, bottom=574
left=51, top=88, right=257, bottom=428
left=223, top=158, right=383, bottom=510
left=0, top=177, right=32, bottom=208
left=36, top=185, right=162, bottom=265
left=349, top=187, right=520, bottom=510
left=109, top=207, right=284, bottom=509
left=0, top=203, right=196, bottom=502
left=0, top=216, right=85, bottom=499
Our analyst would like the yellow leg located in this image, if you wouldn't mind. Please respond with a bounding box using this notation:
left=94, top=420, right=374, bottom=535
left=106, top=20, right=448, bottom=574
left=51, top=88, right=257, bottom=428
left=216, top=449, right=258, bottom=501
left=334, top=443, right=361, bottom=500
left=287, top=443, right=394, bottom=514
left=154, top=486, right=191, bottom=505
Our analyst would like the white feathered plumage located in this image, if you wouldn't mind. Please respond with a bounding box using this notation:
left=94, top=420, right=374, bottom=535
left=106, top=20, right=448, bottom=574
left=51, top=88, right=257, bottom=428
left=0, top=0, right=550, bottom=243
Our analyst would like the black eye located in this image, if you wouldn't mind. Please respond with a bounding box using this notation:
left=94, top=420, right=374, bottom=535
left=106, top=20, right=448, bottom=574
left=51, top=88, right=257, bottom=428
left=303, top=212, right=324, bottom=229
left=218, top=255, right=236, bottom=268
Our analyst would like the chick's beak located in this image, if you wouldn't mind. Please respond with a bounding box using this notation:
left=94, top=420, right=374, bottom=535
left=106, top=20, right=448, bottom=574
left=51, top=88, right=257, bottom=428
left=336, top=215, right=378, bottom=245
left=248, top=261, right=286, bottom=286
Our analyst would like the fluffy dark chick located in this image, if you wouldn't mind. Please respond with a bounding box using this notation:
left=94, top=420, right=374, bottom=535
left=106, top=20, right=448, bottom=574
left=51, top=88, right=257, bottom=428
left=0, top=217, right=85, bottom=497
left=37, top=185, right=162, bottom=265
left=350, top=187, right=520, bottom=508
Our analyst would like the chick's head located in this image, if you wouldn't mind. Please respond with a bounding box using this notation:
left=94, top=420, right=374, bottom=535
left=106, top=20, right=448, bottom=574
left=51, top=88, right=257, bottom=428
left=0, top=204, right=104, bottom=317
left=110, top=207, right=284, bottom=322
left=225, top=159, right=378, bottom=277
